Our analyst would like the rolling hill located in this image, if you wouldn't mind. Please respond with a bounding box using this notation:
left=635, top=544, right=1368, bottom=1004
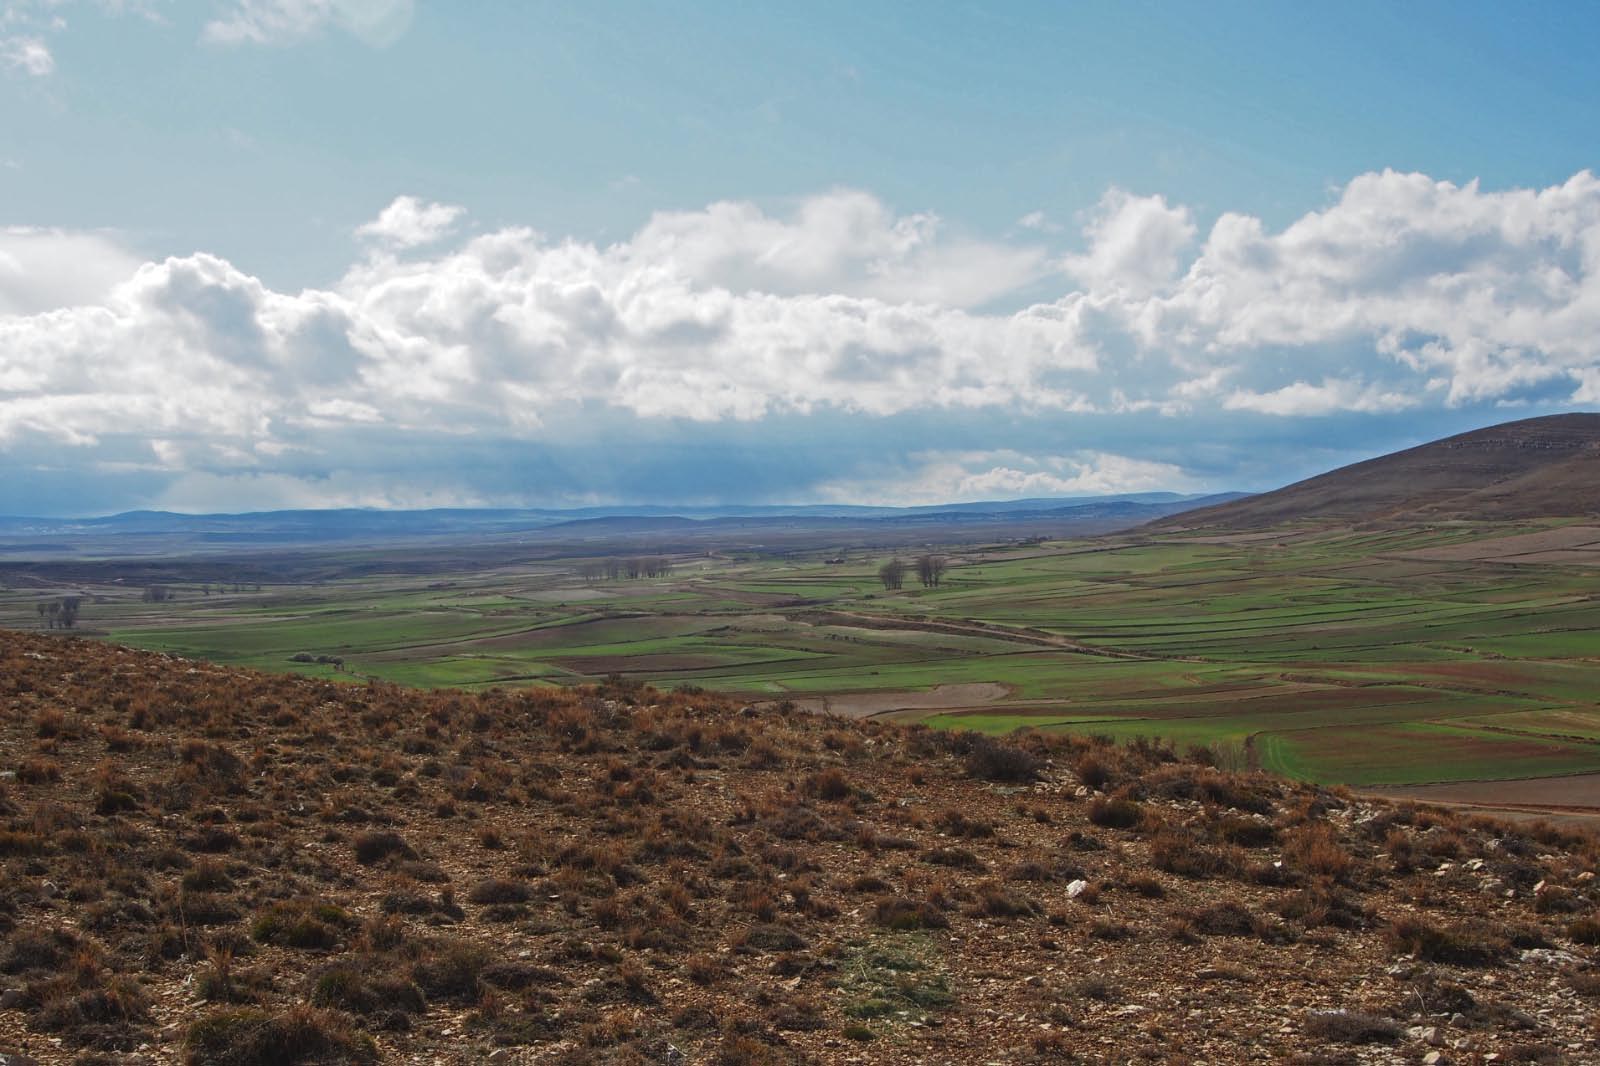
left=0, top=632, right=1597, bottom=1064
left=1159, top=413, right=1600, bottom=529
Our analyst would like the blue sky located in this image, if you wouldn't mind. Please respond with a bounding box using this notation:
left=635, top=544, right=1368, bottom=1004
left=3, top=1, right=1599, bottom=514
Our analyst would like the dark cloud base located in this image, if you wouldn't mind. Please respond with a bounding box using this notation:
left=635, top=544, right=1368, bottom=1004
left=2, top=403, right=1574, bottom=517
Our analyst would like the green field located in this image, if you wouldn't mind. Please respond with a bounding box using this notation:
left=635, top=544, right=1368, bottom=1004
left=6, top=522, right=1600, bottom=787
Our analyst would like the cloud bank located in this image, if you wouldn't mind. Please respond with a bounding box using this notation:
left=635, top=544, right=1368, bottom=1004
left=3, top=171, right=1600, bottom=511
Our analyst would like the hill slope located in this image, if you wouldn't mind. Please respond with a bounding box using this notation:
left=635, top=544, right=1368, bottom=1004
left=1160, top=413, right=1600, bottom=529
left=1, top=632, right=1598, bottom=1064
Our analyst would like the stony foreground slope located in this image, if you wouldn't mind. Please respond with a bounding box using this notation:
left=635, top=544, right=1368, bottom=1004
left=1160, top=413, right=1600, bottom=529
left=1, top=632, right=1599, bottom=1065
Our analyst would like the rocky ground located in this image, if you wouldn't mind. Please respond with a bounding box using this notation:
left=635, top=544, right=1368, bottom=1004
left=0, top=629, right=1598, bottom=1065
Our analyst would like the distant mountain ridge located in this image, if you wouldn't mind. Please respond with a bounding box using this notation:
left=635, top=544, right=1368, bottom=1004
left=1158, top=413, right=1600, bottom=529
left=0, top=492, right=1233, bottom=540
left=0, top=492, right=1246, bottom=562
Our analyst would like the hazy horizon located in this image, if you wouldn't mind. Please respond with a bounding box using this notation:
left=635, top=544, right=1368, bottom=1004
left=3, top=488, right=1237, bottom=523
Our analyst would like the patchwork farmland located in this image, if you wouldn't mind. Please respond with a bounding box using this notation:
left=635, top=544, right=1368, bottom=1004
left=6, top=520, right=1599, bottom=791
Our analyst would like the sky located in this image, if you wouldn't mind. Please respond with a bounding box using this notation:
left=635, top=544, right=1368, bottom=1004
left=3, top=1, right=1600, bottom=515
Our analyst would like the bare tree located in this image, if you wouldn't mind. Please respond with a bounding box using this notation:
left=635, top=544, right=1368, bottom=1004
left=577, top=561, right=605, bottom=584
left=915, top=554, right=947, bottom=588
left=878, top=558, right=907, bottom=591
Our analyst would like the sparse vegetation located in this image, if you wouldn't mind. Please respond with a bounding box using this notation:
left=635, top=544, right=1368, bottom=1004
left=0, top=631, right=1595, bottom=1063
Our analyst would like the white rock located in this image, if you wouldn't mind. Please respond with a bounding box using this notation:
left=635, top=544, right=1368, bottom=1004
left=1065, top=879, right=1088, bottom=899
left=1407, top=1025, right=1439, bottom=1045
left=1521, top=947, right=1582, bottom=967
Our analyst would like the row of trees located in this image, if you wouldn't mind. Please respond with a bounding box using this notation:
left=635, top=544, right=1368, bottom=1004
left=144, top=582, right=262, bottom=604
left=577, top=557, right=675, bottom=583
left=877, top=554, right=948, bottom=590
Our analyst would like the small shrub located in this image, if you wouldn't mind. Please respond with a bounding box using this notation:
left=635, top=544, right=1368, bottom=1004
left=971, top=881, right=1038, bottom=919
left=411, top=938, right=490, bottom=1002
left=310, top=964, right=426, bottom=1017
left=1184, top=900, right=1261, bottom=938
left=934, top=808, right=996, bottom=839
left=1149, top=831, right=1234, bottom=879
left=1073, top=753, right=1113, bottom=791
left=465, top=878, right=532, bottom=905
left=17, top=757, right=62, bottom=785
left=1, top=925, right=80, bottom=975
left=1284, top=823, right=1355, bottom=881
left=1086, top=797, right=1142, bottom=830
left=0, top=830, right=48, bottom=856
left=802, top=768, right=851, bottom=801
left=924, top=846, right=984, bottom=870
left=30, top=972, right=152, bottom=1044
left=181, top=827, right=242, bottom=854
left=963, top=736, right=1040, bottom=783
left=1213, top=816, right=1278, bottom=848
left=250, top=901, right=355, bottom=951
left=1385, top=915, right=1508, bottom=966
left=180, top=740, right=245, bottom=777
left=182, top=861, right=234, bottom=894
left=1303, top=1009, right=1400, bottom=1045
left=1125, top=875, right=1165, bottom=899
left=1277, top=884, right=1366, bottom=930
left=1569, top=917, right=1600, bottom=946
left=870, top=896, right=949, bottom=931
left=184, top=1006, right=378, bottom=1065
left=352, top=831, right=415, bottom=865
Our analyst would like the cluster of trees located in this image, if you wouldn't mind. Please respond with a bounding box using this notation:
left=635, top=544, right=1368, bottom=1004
left=877, top=554, right=947, bottom=591
left=577, top=557, right=675, bottom=583
left=37, top=596, right=82, bottom=629
left=289, top=652, right=347, bottom=670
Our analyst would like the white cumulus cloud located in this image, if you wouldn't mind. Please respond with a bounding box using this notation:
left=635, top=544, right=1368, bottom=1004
left=355, top=195, right=466, bottom=250
left=1063, top=188, right=1196, bottom=296
left=0, top=228, right=143, bottom=315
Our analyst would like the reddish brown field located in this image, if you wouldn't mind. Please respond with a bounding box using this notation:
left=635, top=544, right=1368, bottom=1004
left=778, top=683, right=1011, bottom=719
left=1372, top=774, right=1600, bottom=824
